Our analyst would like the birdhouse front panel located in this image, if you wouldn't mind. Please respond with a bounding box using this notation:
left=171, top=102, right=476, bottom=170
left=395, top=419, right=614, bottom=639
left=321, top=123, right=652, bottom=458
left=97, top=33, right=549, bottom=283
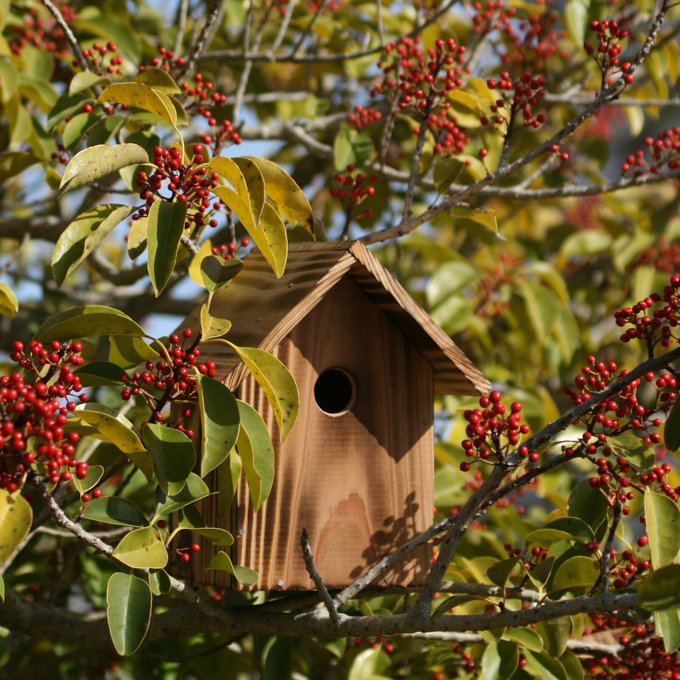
left=225, top=276, right=435, bottom=590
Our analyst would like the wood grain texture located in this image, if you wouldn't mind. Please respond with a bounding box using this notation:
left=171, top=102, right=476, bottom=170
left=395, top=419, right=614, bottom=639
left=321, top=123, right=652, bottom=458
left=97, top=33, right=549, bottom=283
left=199, top=277, right=435, bottom=590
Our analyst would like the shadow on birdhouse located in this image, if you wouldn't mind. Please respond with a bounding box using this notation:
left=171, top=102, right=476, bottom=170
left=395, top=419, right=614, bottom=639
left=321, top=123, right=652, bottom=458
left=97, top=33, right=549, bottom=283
left=182, top=242, right=489, bottom=590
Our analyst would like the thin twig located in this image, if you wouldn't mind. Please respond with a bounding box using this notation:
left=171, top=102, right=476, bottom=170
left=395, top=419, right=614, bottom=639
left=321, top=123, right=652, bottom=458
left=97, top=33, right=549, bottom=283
left=173, top=0, right=191, bottom=56
left=270, top=0, right=297, bottom=54
left=177, top=0, right=224, bottom=79
left=300, top=529, right=339, bottom=626
left=40, top=0, right=88, bottom=72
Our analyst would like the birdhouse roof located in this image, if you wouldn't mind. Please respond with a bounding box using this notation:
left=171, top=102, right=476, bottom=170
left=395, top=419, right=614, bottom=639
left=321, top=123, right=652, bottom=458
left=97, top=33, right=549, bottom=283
left=183, top=241, right=490, bottom=396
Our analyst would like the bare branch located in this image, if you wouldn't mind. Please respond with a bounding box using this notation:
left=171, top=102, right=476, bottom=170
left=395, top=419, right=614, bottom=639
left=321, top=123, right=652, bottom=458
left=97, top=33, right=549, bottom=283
left=300, top=529, right=340, bottom=626
left=40, top=0, right=88, bottom=72
left=177, top=0, right=224, bottom=79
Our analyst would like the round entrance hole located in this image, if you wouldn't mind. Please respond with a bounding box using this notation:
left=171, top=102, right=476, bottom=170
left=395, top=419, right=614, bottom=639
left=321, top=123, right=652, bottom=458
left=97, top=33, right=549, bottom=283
left=314, top=368, right=356, bottom=416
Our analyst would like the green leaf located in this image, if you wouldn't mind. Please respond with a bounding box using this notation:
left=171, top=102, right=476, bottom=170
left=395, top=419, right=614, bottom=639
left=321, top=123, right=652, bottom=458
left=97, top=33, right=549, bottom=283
left=487, top=557, right=520, bottom=586
left=433, top=157, right=465, bottom=194
left=503, top=627, right=544, bottom=652
left=106, top=572, right=152, bottom=656
left=69, top=71, right=111, bottom=96
left=516, top=279, right=557, bottom=344
left=347, top=647, right=391, bottom=680
left=0, top=282, right=18, bottom=318
left=128, top=215, right=148, bottom=259
left=153, top=473, right=210, bottom=518
left=176, top=510, right=235, bottom=546
left=97, top=82, right=177, bottom=127
left=521, top=648, right=568, bottom=680
left=59, top=143, right=149, bottom=196
left=482, top=639, right=518, bottom=680
left=148, top=570, right=171, bottom=596
left=217, top=451, right=241, bottom=519
left=449, top=207, right=502, bottom=238
left=72, top=465, right=104, bottom=495
left=333, top=124, right=374, bottom=171
left=208, top=551, right=258, bottom=586
left=0, top=151, right=39, bottom=182
left=147, top=199, right=187, bottom=296
left=655, top=609, right=680, bottom=652
left=236, top=400, right=275, bottom=511
left=638, top=564, right=680, bottom=611
left=664, top=397, right=680, bottom=451
left=263, top=636, right=294, bottom=680
left=242, top=156, right=315, bottom=235
left=644, top=489, right=680, bottom=569
left=112, top=526, right=168, bottom=569
left=82, top=496, right=148, bottom=527
left=550, top=556, right=599, bottom=595
left=558, top=649, right=584, bottom=680
left=109, top=335, right=160, bottom=369
left=142, top=423, right=196, bottom=496
left=568, top=480, right=609, bottom=529
left=72, top=403, right=152, bottom=480
left=195, top=373, right=240, bottom=477
left=0, top=489, right=32, bottom=565
left=0, top=58, right=18, bottom=103
left=229, top=344, right=299, bottom=441
left=52, top=204, right=136, bottom=284
left=560, top=230, right=612, bottom=258
left=36, top=305, right=147, bottom=342
left=62, top=112, right=98, bottom=149
left=536, top=617, right=572, bottom=657
left=526, top=517, right=594, bottom=545
left=607, top=434, right=655, bottom=472
left=47, top=91, right=90, bottom=131
left=0, top=574, right=4, bottom=602
left=200, top=303, right=232, bottom=341
left=565, top=0, right=591, bottom=48
left=199, top=255, right=243, bottom=293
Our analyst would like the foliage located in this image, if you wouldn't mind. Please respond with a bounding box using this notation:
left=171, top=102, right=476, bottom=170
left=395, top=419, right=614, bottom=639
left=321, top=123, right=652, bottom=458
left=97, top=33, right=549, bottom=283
left=0, top=0, right=679, bottom=677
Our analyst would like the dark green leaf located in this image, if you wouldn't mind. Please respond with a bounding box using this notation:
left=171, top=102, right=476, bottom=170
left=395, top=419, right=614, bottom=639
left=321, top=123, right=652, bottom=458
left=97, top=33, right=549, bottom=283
left=195, top=373, right=240, bottom=477
left=142, top=423, right=196, bottom=496
left=433, top=157, right=465, bottom=194
left=522, top=648, right=568, bottom=680
left=638, top=564, right=680, bottom=611
left=487, top=557, right=520, bottom=587
left=199, top=255, right=243, bottom=292
left=106, top=573, right=151, bottom=656
left=664, top=397, right=680, bottom=451
left=148, top=570, right=172, bottom=596
left=482, top=639, right=518, bottom=680
left=52, top=204, right=136, bottom=284
left=74, top=361, right=126, bottom=386
left=153, top=473, right=210, bottom=518
left=537, top=617, right=572, bottom=657
left=82, top=496, right=148, bottom=527
left=109, top=335, right=160, bottom=369
left=208, top=551, right=258, bottom=586
left=147, top=199, right=186, bottom=296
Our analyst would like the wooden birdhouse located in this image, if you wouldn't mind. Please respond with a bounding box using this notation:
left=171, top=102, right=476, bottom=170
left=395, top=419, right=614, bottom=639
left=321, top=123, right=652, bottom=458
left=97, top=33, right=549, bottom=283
left=183, top=242, right=489, bottom=590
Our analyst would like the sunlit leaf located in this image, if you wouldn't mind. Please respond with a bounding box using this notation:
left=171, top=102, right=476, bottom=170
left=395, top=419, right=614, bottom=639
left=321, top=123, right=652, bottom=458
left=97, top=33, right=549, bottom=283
left=228, top=344, right=299, bottom=441
left=133, top=67, right=181, bottom=94
left=35, top=305, right=147, bottom=341
left=58, top=143, right=149, bottom=196
left=199, top=255, right=243, bottom=293
left=644, top=489, right=680, bottom=569
left=0, top=282, right=18, bottom=318
left=109, top=335, right=160, bottom=369
left=72, top=465, right=104, bottom=495
left=200, top=303, right=232, bottom=341
left=550, top=556, right=599, bottom=595
left=0, top=489, right=32, bottom=565
left=208, top=550, right=258, bottom=586
left=236, top=400, right=275, bottom=510
left=98, top=82, right=177, bottom=127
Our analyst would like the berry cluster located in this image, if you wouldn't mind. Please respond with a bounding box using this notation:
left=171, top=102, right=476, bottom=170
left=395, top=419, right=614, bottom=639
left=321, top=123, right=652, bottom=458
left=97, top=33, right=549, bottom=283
left=1, top=340, right=88, bottom=491
left=330, top=166, right=377, bottom=221
left=459, top=391, right=531, bottom=471
left=485, top=71, right=547, bottom=129
left=82, top=41, right=124, bottom=76
left=370, top=37, right=470, bottom=156
left=8, top=3, right=76, bottom=57
left=474, top=252, right=519, bottom=317
left=582, top=616, right=680, bottom=678
left=621, top=127, right=680, bottom=176
left=120, top=329, right=214, bottom=429
left=609, top=548, right=650, bottom=591
left=614, top=274, right=680, bottom=351
left=134, top=144, right=220, bottom=233
left=632, top=237, right=680, bottom=275
left=211, top=238, right=251, bottom=261
left=347, top=105, right=382, bottom=130
left=584, top=19, right=631, bottom=79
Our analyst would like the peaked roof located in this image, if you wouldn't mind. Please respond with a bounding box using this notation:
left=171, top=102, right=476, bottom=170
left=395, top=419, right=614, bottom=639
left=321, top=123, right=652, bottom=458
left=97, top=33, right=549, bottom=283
left=182, top=241, right=490, bottom=396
